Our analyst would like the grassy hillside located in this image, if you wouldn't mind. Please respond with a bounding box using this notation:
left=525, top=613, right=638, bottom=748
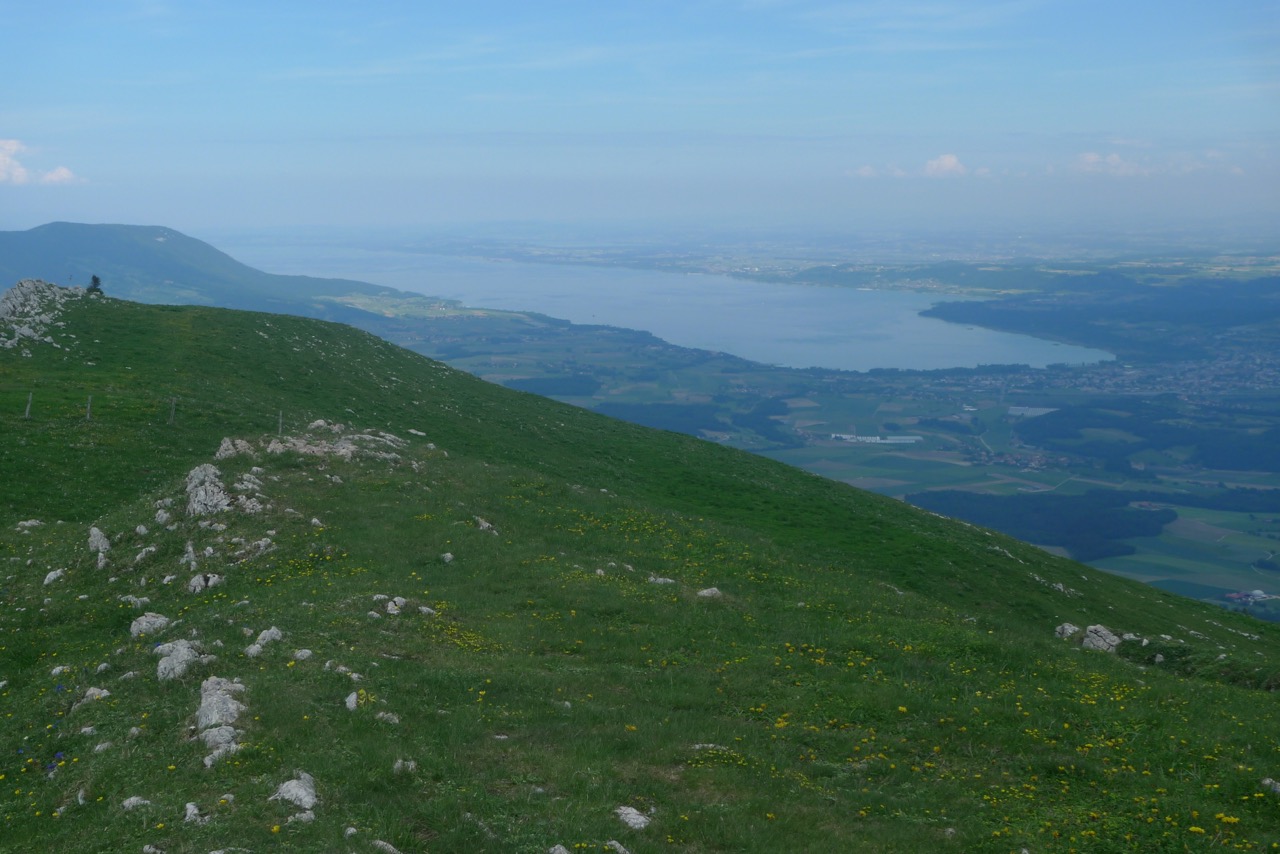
left=2, top=282, right=1279, bottom=852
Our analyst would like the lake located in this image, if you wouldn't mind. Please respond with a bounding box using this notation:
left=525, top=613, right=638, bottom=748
left=226, top=243, right=1113, bottom=372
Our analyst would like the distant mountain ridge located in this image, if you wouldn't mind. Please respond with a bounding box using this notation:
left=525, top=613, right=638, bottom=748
left=0, top=221, right=393, bottom=313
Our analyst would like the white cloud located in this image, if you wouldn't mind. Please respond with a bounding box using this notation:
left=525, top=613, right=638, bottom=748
left=852, top=165, right=878, bottom=178
left=0, top=139, right=78, bottom=185
left=39, top=166, right=78, bottom=185
left=924, top=153, right=966, bottom=177
left=1074, top=151, right=1148, bottom=176
left=1, top=139, right=31, bottom=184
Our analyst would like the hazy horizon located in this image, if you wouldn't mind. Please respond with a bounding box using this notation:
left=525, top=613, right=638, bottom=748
left=3, top=2, right=1278, bottom=241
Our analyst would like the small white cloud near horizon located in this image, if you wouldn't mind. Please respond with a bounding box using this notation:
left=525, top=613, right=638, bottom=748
left=924, top=153, right=967, bottom=177
left=1074, top=151, right=1148, bottom=177
left=39, top=166, right=78, bottom=185
left=851, top=165, right=879, bottom=178
left=0, top=139, right=79, bottom=185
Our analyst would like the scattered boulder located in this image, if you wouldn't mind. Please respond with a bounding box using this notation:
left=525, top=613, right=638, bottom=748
left=614, top=805, right=651, bottom=830
left=696, top=587, right=722, bottom=599
left=185, top=464, right=230, bottom=516
left=88, top=526, right=111, bottom=567
left=73, top=687, right=110, bottom=711
left=155, top=639, right=211, bottom=681
left=1055, top=623, right=1080, bottom=640
left=1081, top=624, right=1122, bottom=653
left=245, top=626, right=283, bottom=657
left=187, top=573, right=223, bottom=594
left=43, top=569, right=65, bottom=586
left=214, top=437, right=254, bottom=460
left=121, top=796, right=151, bottom=810
left=269, top=770, right=319, bottom=810
left=197, top=676, right=247, bottom=729
left=197, top=677, right=247, bottom=766
left=130, top=612, right=170, bottom=638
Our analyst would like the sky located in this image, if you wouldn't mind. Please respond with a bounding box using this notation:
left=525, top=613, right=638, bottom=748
left=2, top=0, right=1278, bottom=240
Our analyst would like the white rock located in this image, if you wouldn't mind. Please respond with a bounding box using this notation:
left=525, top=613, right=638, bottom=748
left=370, top=842, right=402, bottom=854
left=648, top=576, right=676, bottom=585
left=186, top=464, right=231, bottom=516
left=135, top=524, right=148, bottom=536
left=197, top=676, right=247, bottom=729
left=345, top=691, right=359, bottom=711
left=130, top=612, right=170, bottom=637
left=441, top=552, right=454, bottom=563
left=184, top=802, right=209, bottom=824
left=393, top=759, right=417, bottom=773
left=696, top=587, right=722, bottom=599
left=78, top=687, right=110, bottom=705
left=121, top=796, right=150, bottom=810
left=1081, top=624, right=1122, bottom=653
left=375, top=711, right=400, bottom=724
left=615, top=805, right=651, bottom=829
left=155, top=640, right=202, bottom=681
left=606, top=842, right=631, bottom=854
left=293, top=649, right=313, bottom=661
left=200, top=725, right=238, bottom=750
left=269, top=771, right=318, bottom=810
left=88, top=527, right=110, bottom=554
left=1055, top=622, right=1081, bottom=640
left=43, top=569, right=65, bottom=586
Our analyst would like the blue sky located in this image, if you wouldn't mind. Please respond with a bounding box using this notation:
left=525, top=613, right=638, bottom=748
left=2, top=1, right=1277, bottom=238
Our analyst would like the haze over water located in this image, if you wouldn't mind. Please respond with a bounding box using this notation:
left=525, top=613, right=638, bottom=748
left=230, top=244, right=1113, bottom=372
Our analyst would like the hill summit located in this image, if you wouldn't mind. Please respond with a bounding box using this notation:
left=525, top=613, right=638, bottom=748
left=2, top=282, right=1279, bottom=852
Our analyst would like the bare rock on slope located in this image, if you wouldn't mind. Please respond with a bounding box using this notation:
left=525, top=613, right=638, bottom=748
left=1081, top=624, right=1122, bottom=653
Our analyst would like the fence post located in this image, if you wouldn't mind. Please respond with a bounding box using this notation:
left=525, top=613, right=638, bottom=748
left=278, top=410, right=283, bottom=436
left=169, top=397, right=176, bottom=425
left=23, top=392, right=32, bottom=420
left=86, top=395, right=93, bottom=422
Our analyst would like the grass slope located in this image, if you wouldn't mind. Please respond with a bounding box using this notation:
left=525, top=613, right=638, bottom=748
left=2, top=285, right=1279, bottom=852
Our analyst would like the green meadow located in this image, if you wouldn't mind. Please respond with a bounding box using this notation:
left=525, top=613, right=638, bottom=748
left=2, top=286, right=1279, bottom=852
